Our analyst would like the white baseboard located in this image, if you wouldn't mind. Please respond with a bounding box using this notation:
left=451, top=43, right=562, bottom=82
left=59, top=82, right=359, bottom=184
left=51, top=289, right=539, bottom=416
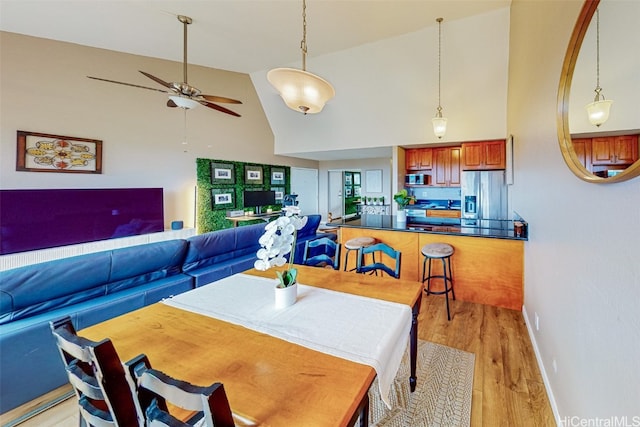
left=522, top=305, right=562, bottom=426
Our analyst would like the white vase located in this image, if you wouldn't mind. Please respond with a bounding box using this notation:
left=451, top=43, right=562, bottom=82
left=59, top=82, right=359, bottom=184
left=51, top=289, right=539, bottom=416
left=275, top=283, right=298, bottom=308
left=397, top=209, right=407, bottom=222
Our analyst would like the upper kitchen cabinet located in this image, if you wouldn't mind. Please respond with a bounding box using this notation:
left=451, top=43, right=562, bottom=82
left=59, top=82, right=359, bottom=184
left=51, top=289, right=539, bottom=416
left=591, top=135, right=639, bottom=166
left=461, top=140, right=506, bottom=171
left=572, top=138, right=593, bottom=173
left=406, top=148, right=433, bottom=171
left=433, top=147, right=461, bottom=187
left=571, top=134, right=639, bottom=177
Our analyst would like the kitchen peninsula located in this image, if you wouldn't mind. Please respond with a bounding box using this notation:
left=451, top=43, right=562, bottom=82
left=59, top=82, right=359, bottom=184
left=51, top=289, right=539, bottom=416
left=335, top=214, right=527, bottom=311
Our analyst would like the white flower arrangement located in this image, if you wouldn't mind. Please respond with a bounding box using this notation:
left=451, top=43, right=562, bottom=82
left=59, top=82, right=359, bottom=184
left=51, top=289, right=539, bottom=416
left=254, top=206, right=308, bottom=288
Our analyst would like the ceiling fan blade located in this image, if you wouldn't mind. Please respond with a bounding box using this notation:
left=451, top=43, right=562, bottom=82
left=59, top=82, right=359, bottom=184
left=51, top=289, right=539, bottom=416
left=200, top=94, right=243, bottom=105
left=167, top=99, right=178, bottom=108
left=199, top=101, right=241, bottom=117
left=138, top=71, right=174, bottom=89
left=87, top=76, right=168, bottom=93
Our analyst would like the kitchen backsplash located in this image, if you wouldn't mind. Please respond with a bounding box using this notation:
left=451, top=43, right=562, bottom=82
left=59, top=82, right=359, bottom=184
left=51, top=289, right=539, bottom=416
left=409, top=186, right=461, bottom=201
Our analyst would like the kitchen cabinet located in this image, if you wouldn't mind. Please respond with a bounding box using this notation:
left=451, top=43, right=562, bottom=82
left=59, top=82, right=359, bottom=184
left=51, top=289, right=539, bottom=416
left=571, top=138, right=592, bottom=172
left=591, top=135, right=638, bottom=166
left=461, top=140, right=506, bottom=170
left=433, top=147, right=461, bottom=187
left=406, top=148, right=433, bottom=170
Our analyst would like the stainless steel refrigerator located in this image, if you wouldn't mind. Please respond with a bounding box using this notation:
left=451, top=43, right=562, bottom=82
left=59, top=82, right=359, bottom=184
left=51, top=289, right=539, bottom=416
left=460, top=170, right=508, bottom=220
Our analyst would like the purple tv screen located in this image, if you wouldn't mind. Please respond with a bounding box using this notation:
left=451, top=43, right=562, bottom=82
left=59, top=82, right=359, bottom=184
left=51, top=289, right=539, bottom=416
left=0, top=188, right=164, bottom=255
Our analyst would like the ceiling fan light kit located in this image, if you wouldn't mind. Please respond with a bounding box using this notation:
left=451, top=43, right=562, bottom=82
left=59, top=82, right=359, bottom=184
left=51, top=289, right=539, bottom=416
left=87, top=15, right=242, bottom=117
left=432, top=17, right=447, bottom=139
left=268, top=0, right=335, bottom=114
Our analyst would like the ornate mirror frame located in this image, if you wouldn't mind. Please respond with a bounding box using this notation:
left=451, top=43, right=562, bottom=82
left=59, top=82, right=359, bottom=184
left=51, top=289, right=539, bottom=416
left=557, top=0, right=640, bottom=184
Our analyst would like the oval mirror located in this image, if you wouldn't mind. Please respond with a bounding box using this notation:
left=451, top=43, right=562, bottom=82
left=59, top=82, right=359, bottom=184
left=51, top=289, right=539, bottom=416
left=557, top=0, right=640, bottom=183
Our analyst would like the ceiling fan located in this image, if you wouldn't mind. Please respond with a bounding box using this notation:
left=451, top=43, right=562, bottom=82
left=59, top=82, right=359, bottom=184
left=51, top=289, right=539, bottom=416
left=88, top=15, right=242, bottom=117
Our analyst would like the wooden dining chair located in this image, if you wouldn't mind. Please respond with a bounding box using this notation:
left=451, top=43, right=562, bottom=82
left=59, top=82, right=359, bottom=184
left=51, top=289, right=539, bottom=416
left=356, top=242, right=402, bottom=279
left=302, top=237, right=341, bottom=270
left=125, top=354, right=236, bottom=427
left=49, top=316, right=144, bottom=427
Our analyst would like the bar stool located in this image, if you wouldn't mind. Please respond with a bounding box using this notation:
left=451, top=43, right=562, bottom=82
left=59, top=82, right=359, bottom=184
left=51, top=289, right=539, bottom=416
left=421, top=243, right=455, bottom=320
left=343, top=236, right=378, bottom=272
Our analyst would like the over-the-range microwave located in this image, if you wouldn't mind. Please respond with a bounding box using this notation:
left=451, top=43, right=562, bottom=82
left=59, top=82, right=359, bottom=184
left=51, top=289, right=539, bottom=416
left=405, top=174, right=429, bottom=185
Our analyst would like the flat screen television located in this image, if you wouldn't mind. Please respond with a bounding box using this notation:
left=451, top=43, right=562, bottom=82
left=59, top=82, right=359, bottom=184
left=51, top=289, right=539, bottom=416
left=243, top=190, right=276, bottom=214
left=0, top=188, right=164, bottom=255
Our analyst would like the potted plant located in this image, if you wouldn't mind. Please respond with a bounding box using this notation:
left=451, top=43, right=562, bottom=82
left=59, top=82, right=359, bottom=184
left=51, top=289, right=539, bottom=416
left=254, top=206, right=307, bottom=308
left=393, top=189, right=416, bottom=222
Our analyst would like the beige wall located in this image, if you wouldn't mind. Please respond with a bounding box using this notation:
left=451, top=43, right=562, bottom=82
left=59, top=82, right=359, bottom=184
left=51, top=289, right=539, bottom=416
left=509, top=0, right=640, bottom=420
left=0, top=32, right=317, bottom=228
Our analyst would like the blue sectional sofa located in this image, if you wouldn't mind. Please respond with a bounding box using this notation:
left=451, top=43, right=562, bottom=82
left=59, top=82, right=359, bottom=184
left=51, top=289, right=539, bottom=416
left=0, top=214, right=333, bottom=415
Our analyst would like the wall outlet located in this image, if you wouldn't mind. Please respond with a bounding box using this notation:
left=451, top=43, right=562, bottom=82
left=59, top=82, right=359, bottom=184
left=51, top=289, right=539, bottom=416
left=552, top=358, right=558, bottom=374
left=535, top=312, right=540, bottom=331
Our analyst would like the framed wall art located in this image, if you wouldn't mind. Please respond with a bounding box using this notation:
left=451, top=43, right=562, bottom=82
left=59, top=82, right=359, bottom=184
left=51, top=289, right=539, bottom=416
left=210, top=162, right=235, bottom=184
left=211, top=188, right=236, bottom=210
left=271, top=187, right=285, bottom=202
left=271, top=167, right=285, bottom=185
left=244, top=165, right=263, bottom=185
left=16, top=130, right=103, bottom=174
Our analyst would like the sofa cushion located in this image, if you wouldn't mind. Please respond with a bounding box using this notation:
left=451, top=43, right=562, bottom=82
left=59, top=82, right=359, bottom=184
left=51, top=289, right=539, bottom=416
left=106, top=239, right=189, bottom=294
left=0, top=239, right=189, bottom=325
left=0, top=251, right=112, bottom=324
left=182, top=223, right=264, bottom=273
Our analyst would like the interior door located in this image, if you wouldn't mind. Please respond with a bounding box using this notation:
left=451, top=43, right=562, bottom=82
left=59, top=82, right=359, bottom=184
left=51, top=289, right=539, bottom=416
left=328, top=170, right=343, bottom=219
left=290, top=168, right=319, bottom=215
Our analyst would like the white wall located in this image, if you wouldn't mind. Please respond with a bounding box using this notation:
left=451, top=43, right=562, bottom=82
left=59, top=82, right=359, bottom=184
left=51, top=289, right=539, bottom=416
left=0, top=32, right=318, bottom=228
left=509, top=0, right=640, bottom=420
left=318, top=157, right=392, bottom=220
left=252, top=8, right=511, bottom=155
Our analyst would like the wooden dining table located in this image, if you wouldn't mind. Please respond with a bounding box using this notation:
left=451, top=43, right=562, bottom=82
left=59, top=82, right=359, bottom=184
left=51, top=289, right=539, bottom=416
left=80, top=265, right=423, bottom=427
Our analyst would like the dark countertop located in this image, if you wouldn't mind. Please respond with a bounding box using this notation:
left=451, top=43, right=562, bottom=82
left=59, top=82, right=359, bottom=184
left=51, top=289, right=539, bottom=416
left=332, top=214, right=528, bottom=241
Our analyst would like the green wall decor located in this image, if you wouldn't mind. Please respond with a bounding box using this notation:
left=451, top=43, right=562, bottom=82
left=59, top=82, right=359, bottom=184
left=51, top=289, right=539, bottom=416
left=196, top=158, right=290, bottom=233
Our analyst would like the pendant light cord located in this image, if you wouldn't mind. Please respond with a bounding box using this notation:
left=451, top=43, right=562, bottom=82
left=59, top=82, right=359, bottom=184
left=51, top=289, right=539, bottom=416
left=436, top=17, right=443, bottom=117
left=594, top=8, right=602, bottom=100
left=300, top=0, right=307, bottom=71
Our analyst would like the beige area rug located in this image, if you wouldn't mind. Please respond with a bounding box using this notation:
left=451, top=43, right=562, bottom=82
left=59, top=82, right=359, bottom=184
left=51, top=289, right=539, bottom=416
left=364, top=340, right=475, bottom=427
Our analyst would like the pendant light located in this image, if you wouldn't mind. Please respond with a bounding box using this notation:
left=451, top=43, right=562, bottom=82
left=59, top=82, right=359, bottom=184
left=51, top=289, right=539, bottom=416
left=585, top=8, right=613, bottom=127
left=432, top=17, right=447, bottom=139
left=267, top=0, right=335, bottom=114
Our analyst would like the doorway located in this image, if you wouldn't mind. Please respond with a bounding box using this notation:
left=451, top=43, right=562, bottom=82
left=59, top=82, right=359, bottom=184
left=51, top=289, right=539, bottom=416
left=328, top=170, right=343, bottom=219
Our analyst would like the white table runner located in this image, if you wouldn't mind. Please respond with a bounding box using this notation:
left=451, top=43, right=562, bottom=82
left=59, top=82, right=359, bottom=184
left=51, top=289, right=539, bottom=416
left=162, top=273, right=411, bottom=408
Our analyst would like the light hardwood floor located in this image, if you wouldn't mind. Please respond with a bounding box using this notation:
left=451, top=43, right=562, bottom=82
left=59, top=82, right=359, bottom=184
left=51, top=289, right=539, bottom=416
left=2, top=293, right=556, bottom=427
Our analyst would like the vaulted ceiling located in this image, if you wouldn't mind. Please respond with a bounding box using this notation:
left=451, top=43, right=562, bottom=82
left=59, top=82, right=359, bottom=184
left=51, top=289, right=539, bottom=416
left=0, top=1, right=510, bottom=74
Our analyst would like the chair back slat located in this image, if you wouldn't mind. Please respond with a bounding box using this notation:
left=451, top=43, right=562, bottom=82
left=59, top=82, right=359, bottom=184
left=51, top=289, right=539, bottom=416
left=50, top=316, right=144, bottom=427
left=126, top=354, right=236, bottom=427
left=303, top=238, right=341, bottom=270
left=356, top=242, right=402, bottom=279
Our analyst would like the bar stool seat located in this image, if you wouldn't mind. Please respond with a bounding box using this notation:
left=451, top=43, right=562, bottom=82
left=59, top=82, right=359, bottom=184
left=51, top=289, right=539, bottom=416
left=421, top=243, right=455, bottom=320
left=344, top=236, right=378, bottom=272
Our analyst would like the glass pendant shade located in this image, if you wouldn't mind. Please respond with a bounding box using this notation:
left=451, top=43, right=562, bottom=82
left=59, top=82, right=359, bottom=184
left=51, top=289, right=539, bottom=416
left=267, top=68, right=335, bottom=115
left=432, top=116, right=447, bottom=139
left=169, top=95, right=200, bottom=109
left=585, top=99, right=613, bottom=127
